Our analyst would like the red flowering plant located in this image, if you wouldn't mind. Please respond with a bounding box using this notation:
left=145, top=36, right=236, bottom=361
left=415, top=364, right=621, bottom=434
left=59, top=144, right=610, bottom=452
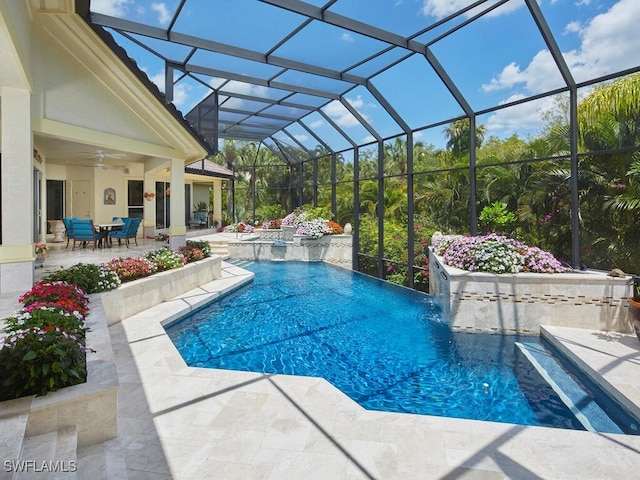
left=103, top=256, right=156, bottom=283
left=177, top=244, right=205, bottom=263
left=262, top=219, right=282, bottom=229
left=18, top=281, right=89, bottom=317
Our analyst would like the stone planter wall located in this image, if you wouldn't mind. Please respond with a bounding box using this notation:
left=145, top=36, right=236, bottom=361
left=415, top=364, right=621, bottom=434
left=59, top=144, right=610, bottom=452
left=429, top=249, right=633, bottom=333
left=257, top=228, right=283, bottom=240
left=228, top=235, right=352, bottom=266
left=0, top=298, right=118, bottom=448
left=101, top=255, right=222, bottom=325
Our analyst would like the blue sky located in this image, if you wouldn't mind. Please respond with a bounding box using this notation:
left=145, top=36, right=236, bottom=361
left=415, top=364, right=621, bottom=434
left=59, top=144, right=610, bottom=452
left=92, top=0, right=640, bottom=151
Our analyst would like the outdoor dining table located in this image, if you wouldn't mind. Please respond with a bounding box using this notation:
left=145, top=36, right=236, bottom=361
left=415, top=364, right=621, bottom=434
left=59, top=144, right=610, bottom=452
left=95, top=222, right=124, bottom=248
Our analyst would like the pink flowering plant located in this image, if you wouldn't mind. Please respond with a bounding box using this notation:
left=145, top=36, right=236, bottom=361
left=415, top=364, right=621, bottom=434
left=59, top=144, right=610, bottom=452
left=432, top=234, right=565, bottom=274
left=103, top=256, right=156, bottom=283
left=177, top=244, right=205, bottom=263
left=18, top=281, right=89, bottom=316
left=281, top=207, right=308, bottom=227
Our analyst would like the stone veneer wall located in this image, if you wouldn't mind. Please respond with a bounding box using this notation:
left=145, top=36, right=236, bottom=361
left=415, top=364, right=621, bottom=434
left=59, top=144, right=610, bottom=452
left=429, top=249, right=633, bottom=333
left=228, top=234, right=352, bottom=267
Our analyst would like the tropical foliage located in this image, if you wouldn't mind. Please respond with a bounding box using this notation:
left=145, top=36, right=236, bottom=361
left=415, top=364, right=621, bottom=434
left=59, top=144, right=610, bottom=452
left=211, top=73, right=640, bottom=286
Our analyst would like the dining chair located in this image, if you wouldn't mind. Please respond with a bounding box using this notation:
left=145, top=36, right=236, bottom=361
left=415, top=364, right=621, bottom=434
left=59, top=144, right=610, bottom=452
left=70, top=218, right=99, bottom=251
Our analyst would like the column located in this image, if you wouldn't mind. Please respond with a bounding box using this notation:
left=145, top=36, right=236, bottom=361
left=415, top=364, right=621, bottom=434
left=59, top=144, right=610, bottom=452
left=168, top=157, right=186, bottom=250
left=0, top=87, right=34, bottom=293
left=213, top=179, right=223, bottom=229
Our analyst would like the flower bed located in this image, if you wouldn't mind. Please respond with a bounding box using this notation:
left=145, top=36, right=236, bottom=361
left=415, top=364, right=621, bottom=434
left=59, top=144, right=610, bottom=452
left=100, top=255, right=222, bottom=325
left=228, top=234, right=352, bottom=265
left=429, top=246, right=633, bottom=333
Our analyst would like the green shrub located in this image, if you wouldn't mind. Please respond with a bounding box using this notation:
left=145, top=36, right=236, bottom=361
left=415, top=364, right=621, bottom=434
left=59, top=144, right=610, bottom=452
left=143, top=248, right=185, bottom=271
left=186, top=239, right=211, bottom=256
left=0, top=327, right=90, bottom=400
left=42, top=263, right=120, bottom=293
left=256, top=204, right=285, bottom=222
left=478, top=201, right=517, bottom=235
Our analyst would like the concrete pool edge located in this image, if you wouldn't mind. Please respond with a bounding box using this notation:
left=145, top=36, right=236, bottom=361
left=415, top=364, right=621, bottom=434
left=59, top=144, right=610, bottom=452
left=108, top=261, right=640, bottom=478
left=541, top=325, right=640, bottom=422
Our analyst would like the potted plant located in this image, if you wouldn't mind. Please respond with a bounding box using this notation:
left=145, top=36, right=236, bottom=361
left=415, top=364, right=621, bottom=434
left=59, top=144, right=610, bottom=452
left=629, top=275, right=640, bottom=342
left=34, top=242, right=47, bottom=268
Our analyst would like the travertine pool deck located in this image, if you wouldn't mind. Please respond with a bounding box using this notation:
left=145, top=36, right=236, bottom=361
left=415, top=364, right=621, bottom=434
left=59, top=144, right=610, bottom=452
left=1, top=246, right=639, bottom=479
left=104, top=262, right=640, bottom=479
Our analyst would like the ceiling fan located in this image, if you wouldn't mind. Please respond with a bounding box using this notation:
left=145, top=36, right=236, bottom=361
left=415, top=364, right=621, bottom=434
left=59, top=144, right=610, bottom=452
left=80, top=150, right=129, bottom=173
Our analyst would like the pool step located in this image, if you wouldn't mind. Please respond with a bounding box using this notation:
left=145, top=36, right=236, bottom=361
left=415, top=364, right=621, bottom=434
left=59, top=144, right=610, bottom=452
left=515, top=341, right=624, bottom=434
left=225, top=259, right=255, bottom=269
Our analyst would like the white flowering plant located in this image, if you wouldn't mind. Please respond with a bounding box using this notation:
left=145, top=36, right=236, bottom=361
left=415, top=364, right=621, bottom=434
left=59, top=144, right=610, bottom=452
left=433, top=233, right=565, bottom=274
left=295, top=218, right=332, bottom=239
left=282, top=207, right=309, bottom=227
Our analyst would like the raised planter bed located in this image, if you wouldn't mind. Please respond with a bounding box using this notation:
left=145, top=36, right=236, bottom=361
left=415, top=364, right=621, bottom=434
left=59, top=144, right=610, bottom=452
left=0, top=300, right=118, bottom=448
left=101, top=255, right=222, bottom=325
left=228, top=234, right=352, bottom=266
left=429, top=249, right=633, bottom=333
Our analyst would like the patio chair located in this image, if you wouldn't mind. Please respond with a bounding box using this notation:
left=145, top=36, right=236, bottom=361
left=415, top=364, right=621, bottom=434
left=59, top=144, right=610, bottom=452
left=189, top=211, right=208, bottom=229
left=70, top=218, right=99, bottom=251
left=62, top=217, right=74, bottom=248
left=109, top=217, right=141, bottom=247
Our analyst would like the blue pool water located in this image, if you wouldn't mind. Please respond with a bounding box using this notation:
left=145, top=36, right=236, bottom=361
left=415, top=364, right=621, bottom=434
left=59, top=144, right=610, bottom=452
left=165, top=262, right=627, bottom=430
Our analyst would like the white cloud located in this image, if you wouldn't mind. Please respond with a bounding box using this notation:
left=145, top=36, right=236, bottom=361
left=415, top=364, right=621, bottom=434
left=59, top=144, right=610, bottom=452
left=421, top=0, right=523, bottom=20
left=147, top=70, right=191, bottom=109
left=324, top=95, right=372, bottom=128
left=294, top=134, right=309, bottom=143
left=570, top=0, right=640, bottom=81
left=324, top=101, right=360, bottom=128
left=483, top=0, right=640, bottom=95
left=90, top=0, right=133, bottom=17
left=309, top=119, right=325, bottom=129
left=151, top=3, right=172, bottom=25
left=341, top=33, right=355, bottom=43
left=564, top=21, right=582, bottom=34
left=482, top=49, right=564, bottom=94
left=484, top=95, right=555, bottom=135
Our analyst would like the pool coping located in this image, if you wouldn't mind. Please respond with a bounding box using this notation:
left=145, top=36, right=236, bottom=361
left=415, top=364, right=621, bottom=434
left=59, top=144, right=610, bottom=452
left=109, top=260, right=640, bottom=479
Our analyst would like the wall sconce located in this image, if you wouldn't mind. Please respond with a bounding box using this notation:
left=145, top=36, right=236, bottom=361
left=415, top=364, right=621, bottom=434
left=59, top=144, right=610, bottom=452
left=144, top=192, right=155, bottom=201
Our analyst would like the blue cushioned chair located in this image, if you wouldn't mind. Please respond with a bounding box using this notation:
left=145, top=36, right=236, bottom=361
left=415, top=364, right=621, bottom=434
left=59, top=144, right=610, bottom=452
left=62, top=217, right=74, bottom=248
left=70, top=218, right=99, bottom=251
left=109, top=217, right=141, bottom=247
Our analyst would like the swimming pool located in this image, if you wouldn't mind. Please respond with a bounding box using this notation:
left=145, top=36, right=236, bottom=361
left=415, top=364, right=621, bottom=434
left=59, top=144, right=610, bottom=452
left=166, top=261, right=634, bottom=432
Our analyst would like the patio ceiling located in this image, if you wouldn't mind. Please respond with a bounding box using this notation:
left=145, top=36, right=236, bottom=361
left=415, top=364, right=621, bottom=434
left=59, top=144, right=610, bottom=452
left=81, top=0, right=637, bottom=164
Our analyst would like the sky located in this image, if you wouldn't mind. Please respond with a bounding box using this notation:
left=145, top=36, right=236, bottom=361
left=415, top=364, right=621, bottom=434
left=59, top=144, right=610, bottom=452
left=91, top=0, right=640, bottom=151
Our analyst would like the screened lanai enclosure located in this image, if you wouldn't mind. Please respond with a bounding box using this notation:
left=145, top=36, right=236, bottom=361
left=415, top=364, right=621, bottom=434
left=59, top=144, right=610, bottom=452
left=86, top=0, right=640, bottom=290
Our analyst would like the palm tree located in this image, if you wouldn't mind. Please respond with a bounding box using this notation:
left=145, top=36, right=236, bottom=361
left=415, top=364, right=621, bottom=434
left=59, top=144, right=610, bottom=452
left=444, top=119, right=487, bottom=156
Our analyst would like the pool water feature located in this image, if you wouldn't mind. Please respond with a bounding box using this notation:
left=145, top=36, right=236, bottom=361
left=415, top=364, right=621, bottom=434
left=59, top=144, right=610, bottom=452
left=166, top=261, right=638, bottom=432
